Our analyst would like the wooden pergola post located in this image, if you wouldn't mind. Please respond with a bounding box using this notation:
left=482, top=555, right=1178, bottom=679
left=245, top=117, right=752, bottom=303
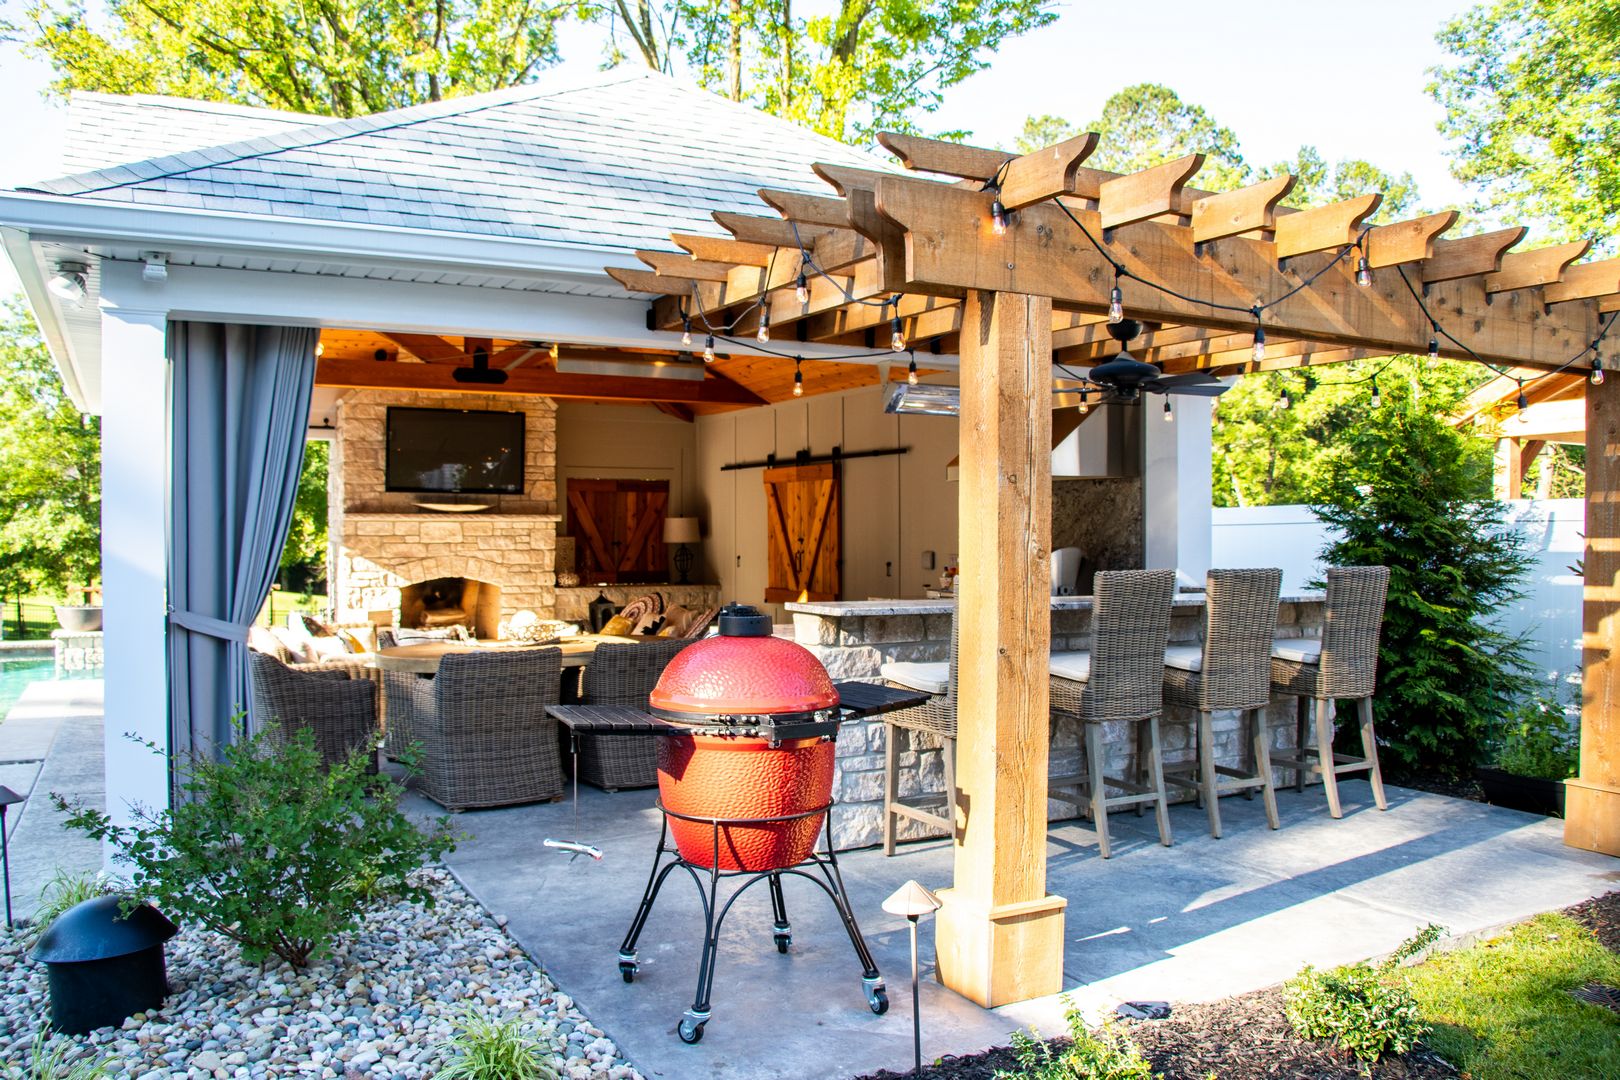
left=934, top=289, right=1068, bottom=1007
left=1568, top=374, right=1620, bottom=855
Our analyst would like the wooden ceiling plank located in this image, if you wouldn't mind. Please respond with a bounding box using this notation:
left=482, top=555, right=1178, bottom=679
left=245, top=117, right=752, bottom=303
left=999, top=132, right=1103, bottom=210
left=316, top=356, right=766, bottom=405
left=1484, top=240, right=1592, bottom=294
left=637, top=250, right=735, bottom=282
left=1191, top=176, right=1296, bottom=243
left=758, top=189, right=852, bottom=230
left=671, top=232, right=776, bottom=268
left=1420, top=227, right=1528, bottom=283
left=1098, top=154, right=1206, bottom=230
left=1365, top=210, right=1461, bottom=268
left=379, top=332, right=463, bottom=364
left=1272, top=194, right=1383, bottom=260
left=1543, top=258, right=1620, bottom=305
left=653, top=402, right=696, bottom=422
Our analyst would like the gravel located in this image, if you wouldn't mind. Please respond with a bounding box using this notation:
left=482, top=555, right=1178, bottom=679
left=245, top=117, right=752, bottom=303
left=0, top=868, right=642, bottom=1080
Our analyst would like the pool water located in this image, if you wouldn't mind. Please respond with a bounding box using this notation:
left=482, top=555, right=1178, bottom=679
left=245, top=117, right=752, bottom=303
left=0, top=657, right=61, bottom=719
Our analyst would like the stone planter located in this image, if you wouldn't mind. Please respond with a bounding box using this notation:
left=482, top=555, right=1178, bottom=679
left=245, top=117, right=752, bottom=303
left=53, top=605, right=103, bottom=633
left=1475, top=766, right=1566, bottom=817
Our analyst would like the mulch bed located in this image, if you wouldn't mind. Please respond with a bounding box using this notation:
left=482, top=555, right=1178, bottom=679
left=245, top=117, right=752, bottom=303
left=1383, top=767, right=1484, bottom=803
left=1565, top=889, right=1620, bottom=954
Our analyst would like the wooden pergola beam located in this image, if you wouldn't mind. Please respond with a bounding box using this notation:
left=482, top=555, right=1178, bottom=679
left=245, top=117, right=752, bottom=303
left=713, top=211, right=835, bottom=248
left=1098, top=154, right=1205, bottom=229
left=999, top=132, right=1102, bottom=210
left=1544, top=258, right=1620, bottom=305
left=671, top=232, right=776, bottom=268
left=1365, top=211, right=1460, bottom=268
left=637, top=250, right=735, bottom=282
left=1273, top=195, right=1382, bottom=260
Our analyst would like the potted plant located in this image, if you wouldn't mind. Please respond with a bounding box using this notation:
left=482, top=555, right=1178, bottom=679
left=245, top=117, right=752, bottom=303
left=1476, top=686, right=1579, bottom=816
left=54, top=584, right=102, bottom=633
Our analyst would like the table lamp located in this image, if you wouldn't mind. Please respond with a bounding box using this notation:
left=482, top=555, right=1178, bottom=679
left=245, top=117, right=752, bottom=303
left=663, top=517, right=701, bottom=584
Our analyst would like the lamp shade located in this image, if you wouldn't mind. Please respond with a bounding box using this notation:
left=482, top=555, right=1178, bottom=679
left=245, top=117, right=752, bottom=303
left=663, top=516, right=701, bottom=544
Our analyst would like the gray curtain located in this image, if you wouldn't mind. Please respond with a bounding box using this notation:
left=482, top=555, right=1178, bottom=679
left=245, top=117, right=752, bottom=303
left=167, top=321, right=318, bottom=761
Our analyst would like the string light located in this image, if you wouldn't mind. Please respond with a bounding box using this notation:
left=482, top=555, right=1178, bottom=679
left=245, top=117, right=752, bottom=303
left=1278, top=387, right=1291, bottom=410
left=1078, top=391, right=1089, bottom=415
left=682, top=317, right=693, bottom=347
left=1252, top=319, right=1267, bottom=364
left=795, top=270, right=810, bottom=305
left=907, top=351, right=918, bottom=385
left=990, top=196, right=1009, bottom=236
left=1370, top=376, right=1382, bottom=408
left=703, top=335, right=716, bottom=363
left=793, top=357, right=804, bottom=397
left=1108, top=271, right=1125, bottom=325
left=1355, top=248, right=1373, bottom=288
left=756, top=301, right=771, bottom=343
left=890, top=309, right=907, bottom=352
left=1516, top=379, right=1527, bottom=412
left=1162, top=398, right=1174, bottom=422
left=1593, top=357, right=1606, bottom=386
left=1428, top=332, right=1439, bottom=362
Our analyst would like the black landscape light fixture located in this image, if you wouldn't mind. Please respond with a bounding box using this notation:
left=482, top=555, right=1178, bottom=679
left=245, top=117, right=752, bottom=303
left=883, top=879, right=943, bottom=1072
left=0, top=784, right=22, bottom=928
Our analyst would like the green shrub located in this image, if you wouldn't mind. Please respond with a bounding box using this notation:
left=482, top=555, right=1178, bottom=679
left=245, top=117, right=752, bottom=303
left=1492, top=686, right=1579, bottom=780
left=1283, top=925, right=1445, bottom=1064
left=54, top=723, right=455, bottom=967
left=2, top=1032, right=110, bottom=1079
left=1311, top=405, right=1534, bottom=774
left=434, top=1009, right=560, bottom=1080
left=993, top=998, right=1155, bottom=1080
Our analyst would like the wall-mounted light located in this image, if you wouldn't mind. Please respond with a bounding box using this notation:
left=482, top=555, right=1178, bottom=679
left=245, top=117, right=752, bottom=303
left=48, top=262, right=88, bottom=304
left=141, top=252, right=168, bottom=283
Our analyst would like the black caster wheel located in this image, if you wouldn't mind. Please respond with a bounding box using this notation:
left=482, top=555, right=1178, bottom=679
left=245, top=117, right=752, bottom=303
left=619, top=961, right=637, bottom=983
left=774, top=933, right=792, bottom=954
left=868, top=988, right=889, bottom=1015
left=678, top=1017, right=706, bottom=1043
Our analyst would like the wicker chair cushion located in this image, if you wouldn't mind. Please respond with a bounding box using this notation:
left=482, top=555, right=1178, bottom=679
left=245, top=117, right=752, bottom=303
left=1272, top=636, right=1322, bottom=663
left=880, top=661, right=948, bottom=694
left=1047, top=652, right=1092, bottom=683
left=1163, top=645, right=1203, bottom=672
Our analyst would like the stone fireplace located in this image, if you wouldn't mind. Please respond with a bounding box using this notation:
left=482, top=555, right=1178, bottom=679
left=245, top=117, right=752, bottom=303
left=328, top=389, right=560, bottom=633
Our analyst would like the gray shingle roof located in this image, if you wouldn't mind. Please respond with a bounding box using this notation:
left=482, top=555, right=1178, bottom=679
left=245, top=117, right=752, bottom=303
left=57, top=93, right=333, bottom=175
left=26, top=69, right=890, bottom=256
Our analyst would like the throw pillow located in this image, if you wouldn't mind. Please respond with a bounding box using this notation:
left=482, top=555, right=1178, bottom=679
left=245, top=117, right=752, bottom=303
left=660, top=604, right=694, bottom=637
left=631, top=610, right=665, bottom=636
left=270, top=626, right=314, bottom=663
left=599, top=614, right=635, bottom=637
left=395, top=626, right=470, bottom=644
left=305, top=636, right=351, bottom=663
left=295, top=612, right=338, bottom=638
left=248, top=625, right=288, bottom=661
left=682, top=605, right=721, bottom=638
left=616, top=594, right=663, bottom=628
left=337, top=629, right=371, bottom=654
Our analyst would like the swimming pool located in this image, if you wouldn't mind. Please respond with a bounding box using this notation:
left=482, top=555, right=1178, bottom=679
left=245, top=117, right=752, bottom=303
left=0, top=657, right=63, bottom=719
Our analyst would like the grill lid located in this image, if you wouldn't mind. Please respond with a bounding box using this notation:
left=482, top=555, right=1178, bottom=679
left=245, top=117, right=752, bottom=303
left=650, top=603, right=839, bottom=719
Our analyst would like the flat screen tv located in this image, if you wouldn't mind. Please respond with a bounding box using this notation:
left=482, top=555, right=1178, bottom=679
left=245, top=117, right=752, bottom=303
left=385, top=407, right=525, bottom=494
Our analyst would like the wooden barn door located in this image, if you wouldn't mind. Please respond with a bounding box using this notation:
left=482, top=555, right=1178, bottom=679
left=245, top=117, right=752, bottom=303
left=763, top=464, right=840, bottom=603
left=567, top=478, right=668, bottom=583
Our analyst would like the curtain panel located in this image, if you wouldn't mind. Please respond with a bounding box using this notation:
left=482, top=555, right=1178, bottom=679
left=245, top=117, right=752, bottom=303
left=167, top=322, right=318, bottom=763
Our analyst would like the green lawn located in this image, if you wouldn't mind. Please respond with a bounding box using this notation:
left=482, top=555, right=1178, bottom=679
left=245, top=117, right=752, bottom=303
left=1407, top=912, right=1620, bottom=1079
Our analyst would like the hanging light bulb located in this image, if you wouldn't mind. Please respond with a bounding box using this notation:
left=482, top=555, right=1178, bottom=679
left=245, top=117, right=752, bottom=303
left=1355, top=252, right=1373, bottom=288
left=1252, top=324, right=1267, bottom=363
left=793, top=358, right=804, bottom=397
left=1370, top=376, right=1382, bottom=408
left=314, top=341, right=325, bottom=358
left=795, top=270, right=810, bottom=305
left=757, top=302, right=771, bottom=343
left=890, top=313, right=906, bottom=352
left=703, top=335, right=716, bottom=363
left=1516, top=380, right=1528, bottom=412
left=1592, top=357, right=1606, bottom=386
left=990, top=197, right=1009, bottom=236
left=1078, top=391, right=1089, bottom=415
left=682, top=317, right=693, bottom=347
left=1162, top=398, right=1174, bottom=422
left=1428, top=334, right=1439, bottom=361
left=1108, top=283, right=1124, bottom=325
left=1278, top=387, right=1292, bottom=410
left=907, top=351, right=918, bottom=386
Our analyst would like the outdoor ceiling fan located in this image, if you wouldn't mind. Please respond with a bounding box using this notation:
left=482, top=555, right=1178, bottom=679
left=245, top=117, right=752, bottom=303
left=1077, top=319, right=1230, bottom=402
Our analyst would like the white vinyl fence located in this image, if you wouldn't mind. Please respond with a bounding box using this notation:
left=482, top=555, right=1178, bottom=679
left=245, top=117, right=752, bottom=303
left=1211, top=500, right=1584, bottom=682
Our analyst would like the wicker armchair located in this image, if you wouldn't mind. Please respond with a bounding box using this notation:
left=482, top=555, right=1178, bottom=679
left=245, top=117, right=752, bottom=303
left=1048, top=569, right=1177, bottom=859
left=1162, top=568, right=1284, bottom=840
left=879, top=616, right=957, bottom=856
left=248, top=652, right=379, bottom=771
left=384, top=648, right=564, bottom=812
left=1270, top=565, right=1391, bottom=818
left=576, top=639, right=692, bottom=790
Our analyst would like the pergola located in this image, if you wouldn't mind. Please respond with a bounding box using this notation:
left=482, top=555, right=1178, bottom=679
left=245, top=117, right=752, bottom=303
left=603, top=131, right=1620, bottom=1007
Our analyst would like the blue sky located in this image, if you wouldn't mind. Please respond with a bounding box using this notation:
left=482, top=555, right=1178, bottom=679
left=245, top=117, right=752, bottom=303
left=0, top=0, right=1480, bottom=295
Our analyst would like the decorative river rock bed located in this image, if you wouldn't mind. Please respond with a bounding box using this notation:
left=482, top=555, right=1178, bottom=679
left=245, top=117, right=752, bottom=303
left=0, top=869, right=641, bottom=1080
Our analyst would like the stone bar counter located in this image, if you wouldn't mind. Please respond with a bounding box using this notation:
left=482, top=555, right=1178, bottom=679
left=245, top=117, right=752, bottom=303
left=785, top=594, right=1326, bottom=850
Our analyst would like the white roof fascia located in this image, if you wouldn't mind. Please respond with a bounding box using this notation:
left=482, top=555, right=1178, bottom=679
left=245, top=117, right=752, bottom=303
left=1, top=225, right=92, bottom=411
left=0, top=191, right=646, bottom=287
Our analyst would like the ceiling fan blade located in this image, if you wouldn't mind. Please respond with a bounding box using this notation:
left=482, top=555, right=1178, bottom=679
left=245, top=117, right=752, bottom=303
left=1151, top=381, right=1229, bottom=397
left=1154, top=371, right=1221, bottom=388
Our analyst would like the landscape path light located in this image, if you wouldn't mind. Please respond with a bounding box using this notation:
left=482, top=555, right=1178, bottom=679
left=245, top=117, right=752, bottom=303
left=882, top=878, right=943, bottom=1072
left=0, top=784, right=22, bottom=928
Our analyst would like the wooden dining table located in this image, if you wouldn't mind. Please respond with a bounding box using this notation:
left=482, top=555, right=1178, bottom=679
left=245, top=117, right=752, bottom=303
left=370, top=634, right=647, bottom=674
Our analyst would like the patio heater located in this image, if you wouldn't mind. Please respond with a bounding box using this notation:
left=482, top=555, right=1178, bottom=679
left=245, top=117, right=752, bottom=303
left=663, top=517, right=700, bottom=584
left=0, top=784, right=24, bottom=928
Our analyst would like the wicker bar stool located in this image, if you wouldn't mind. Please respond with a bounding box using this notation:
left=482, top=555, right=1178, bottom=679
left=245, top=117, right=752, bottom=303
left=1270, top=565, right=1391, bottom=818
left=576, top=639, right=692, bottom=790
left=878, top=617, right=956, bottom=856
left=1162, top=568, right=1284, bottom=840
left=1048, top=569, right=1177, bottom=859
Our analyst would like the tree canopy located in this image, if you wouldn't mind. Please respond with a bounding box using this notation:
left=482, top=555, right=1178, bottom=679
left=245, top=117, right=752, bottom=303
left=1430, top=0, right=1620, bottom=245
left=0, top=299, right=100, bottom=601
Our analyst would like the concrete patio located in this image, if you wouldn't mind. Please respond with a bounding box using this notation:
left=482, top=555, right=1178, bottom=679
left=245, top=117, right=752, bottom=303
left=413, top=772, right=1619, bottom=1080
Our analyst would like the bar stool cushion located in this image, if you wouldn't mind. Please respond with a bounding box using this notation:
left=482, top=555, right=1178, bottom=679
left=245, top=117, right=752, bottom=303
left=1048, top=651, right=1093, bottom=683
left=880, top=660, right=948, bottom=696
left=1163, top=645, right=1203, bottom=672
left=1271, top=636, right=1322, bottom=664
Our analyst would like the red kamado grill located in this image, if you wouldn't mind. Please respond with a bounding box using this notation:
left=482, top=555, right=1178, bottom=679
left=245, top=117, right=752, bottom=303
left=614, top=603, right=905, bottom=1044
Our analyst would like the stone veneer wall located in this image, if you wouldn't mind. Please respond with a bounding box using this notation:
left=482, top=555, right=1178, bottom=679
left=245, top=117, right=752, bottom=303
left=789, top=599, right=1325, bottom=850
left=1052, top=478, right=1145, bottom=594
left=330, top=390, right=560, bottom=628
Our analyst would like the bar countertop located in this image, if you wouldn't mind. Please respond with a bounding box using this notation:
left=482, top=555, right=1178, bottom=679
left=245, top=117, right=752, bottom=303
left=785, top=592, right=1326, bottom=618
